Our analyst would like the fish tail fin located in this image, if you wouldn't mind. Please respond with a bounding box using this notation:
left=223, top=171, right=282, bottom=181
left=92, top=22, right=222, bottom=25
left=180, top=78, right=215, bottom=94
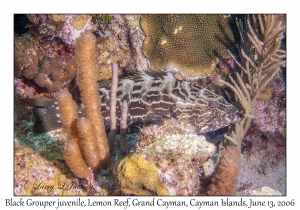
left=27, top=98, right=62, bottom=133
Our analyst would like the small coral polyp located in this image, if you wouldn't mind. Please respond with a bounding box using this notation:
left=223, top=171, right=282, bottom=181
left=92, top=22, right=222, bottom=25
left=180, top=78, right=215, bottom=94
left=141, top=14, right=235, bottom=77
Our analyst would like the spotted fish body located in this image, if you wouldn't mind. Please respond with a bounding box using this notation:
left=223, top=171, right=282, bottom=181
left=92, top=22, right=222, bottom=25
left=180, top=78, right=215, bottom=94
left=98, top=72, right=239, bottom=134
left=30, top=72, right=239, bottom=134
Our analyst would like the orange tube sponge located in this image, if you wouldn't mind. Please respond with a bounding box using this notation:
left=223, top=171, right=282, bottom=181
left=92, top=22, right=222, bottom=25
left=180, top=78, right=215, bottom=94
left=77, top=118, right=101, bottom=169
left=64, top=138, right=91, bottom=179
left=56, top=89, right=91, bottom=178
left=76, top=30, right=110, bottom=166
left=206, top=146, right=241, bottom=195
left=56, top=89, right=78, bottom=135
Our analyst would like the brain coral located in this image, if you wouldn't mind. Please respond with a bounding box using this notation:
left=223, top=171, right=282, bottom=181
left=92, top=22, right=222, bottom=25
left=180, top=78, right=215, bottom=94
left=141, top=14, right=235, bottom=77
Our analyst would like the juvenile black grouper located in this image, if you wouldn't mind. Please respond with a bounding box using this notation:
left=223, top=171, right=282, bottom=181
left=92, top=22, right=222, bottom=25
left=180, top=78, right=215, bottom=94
left=29, top=72, right=240, bottom=134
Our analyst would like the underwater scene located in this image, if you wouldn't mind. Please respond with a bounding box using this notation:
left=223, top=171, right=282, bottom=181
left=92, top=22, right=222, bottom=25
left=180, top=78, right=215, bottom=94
left=14, top=14, right=286, bottom=196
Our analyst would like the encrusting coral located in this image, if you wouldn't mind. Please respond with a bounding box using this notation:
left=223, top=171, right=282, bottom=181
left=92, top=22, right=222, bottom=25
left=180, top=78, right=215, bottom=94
left=113, top=153, right=169, bottom=196
left=57, top=30, right=110, bottom=179
left=141, top=14, right=235, bottom=77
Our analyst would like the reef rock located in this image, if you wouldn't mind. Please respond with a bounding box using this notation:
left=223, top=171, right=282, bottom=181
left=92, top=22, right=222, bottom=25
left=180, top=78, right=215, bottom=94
left=14, top=145, right=107, bottom=195
left=134, top=119, right=216, bottom=195
left=236, top=185, right=282, bottom=196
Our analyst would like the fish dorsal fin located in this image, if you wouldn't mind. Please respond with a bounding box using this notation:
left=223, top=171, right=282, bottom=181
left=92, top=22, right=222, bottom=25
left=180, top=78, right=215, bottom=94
left=98, top=70, right=175, bottom=88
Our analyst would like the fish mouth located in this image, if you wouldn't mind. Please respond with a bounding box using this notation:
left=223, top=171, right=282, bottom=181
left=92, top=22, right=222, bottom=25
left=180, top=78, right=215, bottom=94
left=235, top=111, right=244, bottom=118
left=205, top=109, right=241, bottom=125
left=229, top=110, right=243, bottom=123
left=231, top=111, right=244, bottom=123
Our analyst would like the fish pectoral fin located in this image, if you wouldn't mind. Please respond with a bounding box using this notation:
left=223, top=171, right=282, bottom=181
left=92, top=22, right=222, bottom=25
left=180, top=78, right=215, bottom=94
left=143, top=112, right=165, bottom=126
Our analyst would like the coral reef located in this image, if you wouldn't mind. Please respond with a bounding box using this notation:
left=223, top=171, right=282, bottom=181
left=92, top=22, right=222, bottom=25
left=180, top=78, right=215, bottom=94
left=14, top=14, right=149, bottom=96
left=238, top=115, right=286, bottom=195
left=14, top=78, right=51, bottom=99
left=34, top=56, right=76, bottom=92
left=252, top=73, right=286, bottom=135
left=124, top=15, right=150, bottom=71
left=94, top=14, right=148, bottom=80
left=133, top=119, right=216, bottom=195
left=14, top=145, right=107, bottom=195
left=235, top=69, right=286, bottom=195
left=56, top=15, right=94, bottom=46
left=92, top=15, right=112, bottom=34
left=219, top=15, right=285, bottom=119
left=14, top=35, right=40, bottom=79
left=13, top=14, right=286, bottom=196
left=113, top=153, right=169, bottom=195
left=137, top=118, right=198, bottom=148
left=141, top=14, right=235, bottom=77
left=27, top=14, right=93, bottom=47
left=14, top=119, right=65, bottom=163
left=14, top=20, right=77, bottom=93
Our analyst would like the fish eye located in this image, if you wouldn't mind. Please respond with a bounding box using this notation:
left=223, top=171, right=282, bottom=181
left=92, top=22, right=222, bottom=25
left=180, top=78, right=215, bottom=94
left=208, top=101, right=216, bottom=108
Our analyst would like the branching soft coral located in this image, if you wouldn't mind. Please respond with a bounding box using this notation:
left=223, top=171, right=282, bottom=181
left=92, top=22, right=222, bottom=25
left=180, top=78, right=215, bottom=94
left=203, top=14, right=286, bottom=196
left=218, top=15, right=286, bottom=148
